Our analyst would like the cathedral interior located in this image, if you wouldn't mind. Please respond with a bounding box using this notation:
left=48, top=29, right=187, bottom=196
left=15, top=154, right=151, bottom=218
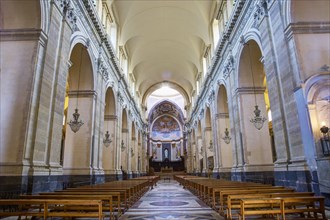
left=0, top=0, right=330, bottom=218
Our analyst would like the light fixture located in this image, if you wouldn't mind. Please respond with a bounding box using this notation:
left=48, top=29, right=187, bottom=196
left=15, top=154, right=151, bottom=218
left=200, top=146, right=204, bottom=155
left=121, top=140, right=126, bottom=151
left=320, top=122, right=330, bottom=156
left=246, top=43, right=266, bottom=130
left=68, top=47, right=84, bottom=133
left=222, top=128, right=231, bottom=144
left=103, top=131, right=112, bottom=147
left=103, top=99, right=112, bottom=147
left=208, top=140, right=213, bottom=152
left=131, top=147, right=135, bottom=157
left=320, top=122, right=329, bottom=135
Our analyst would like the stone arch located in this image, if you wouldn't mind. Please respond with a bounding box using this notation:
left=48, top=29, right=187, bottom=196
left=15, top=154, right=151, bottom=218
left=142, top=81, right=190, bottom=109
left=305, top=74, right=330, bottom=157
left=236, top=39, right=274, bottom=169
left=216, top=84, right=233, bottom=170
left=121, top=109, right=129, bottom=171
left=204, top=107, right=214, bottom=171
left=102, top=87, right=117, bottom=173
left=62, top=43, right=95, bottom=175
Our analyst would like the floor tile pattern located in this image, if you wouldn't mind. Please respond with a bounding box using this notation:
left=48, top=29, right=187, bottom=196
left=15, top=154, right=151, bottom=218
left=119, top=180, right=223, bottom=220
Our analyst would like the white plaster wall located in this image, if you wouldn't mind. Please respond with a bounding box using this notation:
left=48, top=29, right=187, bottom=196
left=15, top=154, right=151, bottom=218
left=295, top=34, right=330, bottom=80
left=63, top=96, right=94, bottom=173
left=240, top=93, right=273, bottom=166
left=0, top=41, right=37, bottom=163
left=102, top=119, right=116, bottom=173
left=217, top=118, right=233, bottom=168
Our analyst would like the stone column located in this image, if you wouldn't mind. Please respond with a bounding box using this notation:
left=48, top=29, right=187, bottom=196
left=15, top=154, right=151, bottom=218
left=197, top=136, right=203, bottom=173
left=121, top=128, right=129, bottom=171
left=210, top=102, right=220, bottom=175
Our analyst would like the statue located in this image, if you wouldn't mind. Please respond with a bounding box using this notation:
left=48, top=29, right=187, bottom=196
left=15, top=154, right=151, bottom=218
left=164, top=148, right=168, bottom=158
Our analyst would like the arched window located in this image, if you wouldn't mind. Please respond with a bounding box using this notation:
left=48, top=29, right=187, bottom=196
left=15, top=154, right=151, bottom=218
left=212, top=19, right=220, bottom=48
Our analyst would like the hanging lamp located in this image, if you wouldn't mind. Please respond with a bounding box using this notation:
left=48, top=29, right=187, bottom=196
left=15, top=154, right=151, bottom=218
left=68, top=47, right=84, bottom=133
left=246, top=43, right=266, bottom=130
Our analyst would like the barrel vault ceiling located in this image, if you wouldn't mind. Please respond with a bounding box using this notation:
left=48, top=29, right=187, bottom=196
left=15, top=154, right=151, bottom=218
left=113, top=0, right=215, bottom=104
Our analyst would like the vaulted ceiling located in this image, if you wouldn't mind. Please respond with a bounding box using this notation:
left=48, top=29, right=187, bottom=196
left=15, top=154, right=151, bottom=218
left=113, top=0, right=215, bottom=104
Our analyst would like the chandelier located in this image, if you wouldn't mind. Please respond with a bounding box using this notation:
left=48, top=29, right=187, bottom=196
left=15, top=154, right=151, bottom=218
left=68, top=47, right=84, bottom=133
left=208, top=140, right=213, bottom=152
left=222, top=128, right=231, bottom=144
left=246, top=43, right=266, bottom=130
left=103, top=131, right=112, bottom=147
left=121, top=140, right=126, bottom=151
left=103, top=99, right=112, bottom=147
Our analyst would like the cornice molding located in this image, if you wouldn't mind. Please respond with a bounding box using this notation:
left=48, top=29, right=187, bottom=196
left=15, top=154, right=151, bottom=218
left=235, top=87, right=266, bottom=95
left=0, top=29, right=48, bottom=45
left=104, top=115, right=118, bottom=121
left=216, top=113, right=229, bottom=119
left=285, top=22, right=330, bottom=40
left=67, top=90, right=97, bottom=98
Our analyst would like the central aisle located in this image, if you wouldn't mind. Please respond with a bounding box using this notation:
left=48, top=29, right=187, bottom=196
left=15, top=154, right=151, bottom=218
left=119, top=180, right=223, bottom=220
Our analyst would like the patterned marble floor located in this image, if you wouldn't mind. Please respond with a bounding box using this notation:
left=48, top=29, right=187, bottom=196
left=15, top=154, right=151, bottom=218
left=119, top=180, right=223, bottom=220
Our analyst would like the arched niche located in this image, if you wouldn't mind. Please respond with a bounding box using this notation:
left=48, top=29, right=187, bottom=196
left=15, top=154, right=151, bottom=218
left=68, top=44, right=94, bottom=91
left=237, top=40, right=273, bottom=168
left=216, top=85, right=233, bottom=170
left=62, top=43, right=95, bottom=175
left=102, top=87, right=117, bottom=173
left=121, top=109, right=129, bottom=171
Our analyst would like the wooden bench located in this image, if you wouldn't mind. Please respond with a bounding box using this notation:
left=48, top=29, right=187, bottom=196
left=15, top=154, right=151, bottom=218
left=0, top=199, right=104, bottom=219
left=239, top=196, right=326, bottom=220
left=281, top=196, right=326, bottom=219
left=226, top=192, right=315, bottom=219
left=20, top=194, right=114, bottom=219
left=213, top=187, right=294, bottom=213
left=239, top=198, right=282, bottom=220
left=40, top=191, right=123, bottom=215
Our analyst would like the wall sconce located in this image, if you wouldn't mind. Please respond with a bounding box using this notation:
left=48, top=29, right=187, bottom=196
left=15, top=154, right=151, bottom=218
left=320, top=122, right=330, bottom=156
left=131, top=147, right=135, bottom=157
left=121, top=140, right=126, bottom=151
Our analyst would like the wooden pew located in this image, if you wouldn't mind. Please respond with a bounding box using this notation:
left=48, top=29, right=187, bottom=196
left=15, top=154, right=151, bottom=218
left=239, top=198, right=282, bottom=220
left=0, top=199, right=104, bottom=219
left=281, top=196, right=326, bottom=219
left=40, top=191, right=123, bottom=215
left=20, top=194, right=114, bottom=219
left=239, top=196, right=326, bottom=220
left=226, top=192, right=315, bottom=219
left=213, top=187, right=294, bottom=213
